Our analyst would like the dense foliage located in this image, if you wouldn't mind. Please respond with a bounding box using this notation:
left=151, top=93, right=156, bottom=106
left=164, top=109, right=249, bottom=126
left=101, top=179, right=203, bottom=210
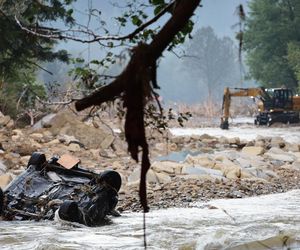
left=243, top=0, right=300, bottom=90
left=0, top=0, right=74, bottom=117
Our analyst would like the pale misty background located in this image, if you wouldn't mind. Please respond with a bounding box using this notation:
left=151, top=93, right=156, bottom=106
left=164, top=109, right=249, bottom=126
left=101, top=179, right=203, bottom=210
left=40, top=0, right=254, bottom=104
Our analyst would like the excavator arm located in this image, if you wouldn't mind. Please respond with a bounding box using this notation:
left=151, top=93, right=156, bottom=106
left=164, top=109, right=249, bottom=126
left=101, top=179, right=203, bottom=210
left=220, top=87, right=267, bottom=129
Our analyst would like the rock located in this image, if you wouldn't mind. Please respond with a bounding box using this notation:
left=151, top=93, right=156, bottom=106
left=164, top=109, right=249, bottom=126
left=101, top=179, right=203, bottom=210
left=228, top=137, right=240, bottom=145
left=222, top=166, right=242, bottom=179
left=235, top=157, right=266, bottom=169
left=151, top=161, right=184, bottom=174
left=184, top=155, right=215, bottom=168
left=180, top=174, right=214, bottom=181
left=268, top=147, right=286, bottom=154
left=202, top=138, right=217, bottom=144
left=284, top=143, right=299, bottom=152
left=0, top=174, right=12, bottom=188
left=46, top=139, right=60, bottom=145
left=199, top=134, right=215, bottom=140
left=6, top=119, right=14, bottom=128
left=100, top=134, right=115, bottom=149
left=20, top=156, right=31, bottom=166
left=218, top=136, right=229, bottom=144
left=246, top=141, right=255, bottom=147
left=13, top=141, right=40, bottom=156
left=58, top=134, right=78, bottom=144
left=155, top=172, right=172, bottom=184
left=127, top=168, right=158, bottom=184
left=254, top=140, right=265, bottom=147
left=240, top=170, right=255, bottom=179
left=12, top=129, right=23, bottom=136
left=168, top=143, right=178, bottom=151
left=30, top=133, right=44, bottom=141
left=270, top=136, right=285, bottom=148
left=182, top=165, right=223, bottom=177
left=0, top=115, right=11, bottom=126
left=11, top=135, right=21, bottom=142
left=155, top=142, right=166, bottom=152
left=48, top=111, right=112, bottom=149
left=241, top=146, right=264, bottom=156
left=32, top=113, right=56, bottom=130
left=264, top=152, right=295, bottom=162
left=291, top=161, right=300, bottom=170
left=67, top=143, right=81, bottom=152
left=0, top=161, right=7, bottom=174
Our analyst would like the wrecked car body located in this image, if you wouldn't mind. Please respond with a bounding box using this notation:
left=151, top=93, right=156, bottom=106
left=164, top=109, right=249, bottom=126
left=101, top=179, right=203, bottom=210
left=0, top=153, right=122, bottom=226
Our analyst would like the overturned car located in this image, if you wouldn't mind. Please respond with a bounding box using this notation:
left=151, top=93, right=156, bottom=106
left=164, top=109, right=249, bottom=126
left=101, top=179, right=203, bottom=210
left=0, top=153, right=122, bottom=226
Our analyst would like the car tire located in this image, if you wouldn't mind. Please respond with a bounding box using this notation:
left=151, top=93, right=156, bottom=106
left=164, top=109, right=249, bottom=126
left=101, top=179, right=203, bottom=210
left=99, top=170, right=122, bottom=192
left=27, top=152, right=46, bottom=170
left=58, top=201, right=82, bottom=223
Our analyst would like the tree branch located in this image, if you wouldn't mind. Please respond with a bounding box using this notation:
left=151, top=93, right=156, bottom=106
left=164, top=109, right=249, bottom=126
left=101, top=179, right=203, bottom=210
left=75, top=0, right=201, bottom=110
left=14, top=1, right=176, bottom=43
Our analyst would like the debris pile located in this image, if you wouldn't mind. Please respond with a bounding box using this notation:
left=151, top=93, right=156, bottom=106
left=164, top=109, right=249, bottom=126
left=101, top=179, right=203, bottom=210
left=0, top=111, right=300, bottom=212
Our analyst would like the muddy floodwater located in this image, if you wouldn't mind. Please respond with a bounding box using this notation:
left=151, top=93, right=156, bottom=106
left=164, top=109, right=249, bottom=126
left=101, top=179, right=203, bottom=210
left=1, top=189, right=300, bottom=250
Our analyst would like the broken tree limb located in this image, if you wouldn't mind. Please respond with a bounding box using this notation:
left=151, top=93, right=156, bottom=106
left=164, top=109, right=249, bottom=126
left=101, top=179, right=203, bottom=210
left=75, top=0, right=201, bottom=213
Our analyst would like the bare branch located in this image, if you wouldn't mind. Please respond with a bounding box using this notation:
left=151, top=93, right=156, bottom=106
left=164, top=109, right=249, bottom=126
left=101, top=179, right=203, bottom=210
left=14, top=1, right=175, bottom=43
left=35, top=95, right=77, bottom=106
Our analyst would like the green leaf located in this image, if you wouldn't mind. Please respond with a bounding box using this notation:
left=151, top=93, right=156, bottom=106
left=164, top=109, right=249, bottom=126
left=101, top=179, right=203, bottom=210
left=131, top=15, right=142, bottom=27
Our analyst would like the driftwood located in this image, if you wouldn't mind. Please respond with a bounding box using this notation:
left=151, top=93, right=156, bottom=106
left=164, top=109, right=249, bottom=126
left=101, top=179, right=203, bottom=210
left=75, top=0, right=201, bottom=212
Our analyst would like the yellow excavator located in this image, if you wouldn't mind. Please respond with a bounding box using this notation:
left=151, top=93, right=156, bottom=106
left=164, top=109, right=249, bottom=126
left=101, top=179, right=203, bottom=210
left=220, top=87, right=300, bottom=129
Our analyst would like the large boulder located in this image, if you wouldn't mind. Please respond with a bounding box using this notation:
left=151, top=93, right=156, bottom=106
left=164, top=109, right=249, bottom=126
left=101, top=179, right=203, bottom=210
left=47, top=112, right=112, bottom=149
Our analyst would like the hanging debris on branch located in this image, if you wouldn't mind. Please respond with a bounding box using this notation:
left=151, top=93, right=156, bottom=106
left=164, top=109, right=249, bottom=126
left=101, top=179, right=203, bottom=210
left=75, top=0, right=201, bottom=213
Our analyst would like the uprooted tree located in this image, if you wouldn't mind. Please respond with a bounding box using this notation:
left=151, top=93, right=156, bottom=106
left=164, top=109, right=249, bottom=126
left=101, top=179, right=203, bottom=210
left=3, top=0, right=202, bottom=212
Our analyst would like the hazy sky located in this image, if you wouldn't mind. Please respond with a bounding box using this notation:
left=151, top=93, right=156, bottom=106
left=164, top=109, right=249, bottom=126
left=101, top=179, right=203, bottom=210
left=57, top=0, right=250, bottom=57
left=51, top=0, right=251, bottom=103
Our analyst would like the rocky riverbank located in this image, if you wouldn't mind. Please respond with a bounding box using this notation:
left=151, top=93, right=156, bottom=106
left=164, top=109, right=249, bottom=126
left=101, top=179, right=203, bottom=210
left=1, top=111, right=300, bottom=213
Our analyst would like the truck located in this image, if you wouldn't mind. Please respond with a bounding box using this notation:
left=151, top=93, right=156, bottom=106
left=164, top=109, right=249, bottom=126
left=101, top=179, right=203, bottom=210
left=220, top=87, right=300, bottom=129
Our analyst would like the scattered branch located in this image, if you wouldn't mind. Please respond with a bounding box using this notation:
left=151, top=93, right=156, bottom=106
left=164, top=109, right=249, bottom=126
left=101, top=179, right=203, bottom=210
left=14, top=1, right=175, bottom=44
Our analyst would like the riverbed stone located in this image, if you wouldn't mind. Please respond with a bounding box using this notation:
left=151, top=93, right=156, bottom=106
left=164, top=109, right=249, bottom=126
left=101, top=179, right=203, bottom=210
left=0, top=115, right=11, bottom=126
left=242, top=146, right=264, bottom=156
left=264, top=152, right=295, bottom=162
left=0, top=174, right=12, bottom=188
left=29, top=133, right=44, bottom=142
left=67, top=143, right=81, bottom=152
left=48, top=111, right=111, bottom=149
left=151, top=161, right=184, bottom=174
left=100, top=134, right=115, bottom=149
left=155, top=172, right=172, bottom=184
left=182, top=165, right=223, bottom=177
left=0, top=161, right=7, bottom=174
left=184, top=155, right=215, bottom=168
left=228, top=137, right=240, bottom=145
left=222, top=165, right=242, bottom=179
left=128, top=168, right=158, bottom=184
left=284, top=143, right=299, bottom=152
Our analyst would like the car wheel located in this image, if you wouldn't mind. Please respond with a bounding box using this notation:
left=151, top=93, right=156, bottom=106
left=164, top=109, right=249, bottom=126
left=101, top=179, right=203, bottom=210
left=99, top=170, right=122, bottom=192
left=27, top=152, right=46, bottom=170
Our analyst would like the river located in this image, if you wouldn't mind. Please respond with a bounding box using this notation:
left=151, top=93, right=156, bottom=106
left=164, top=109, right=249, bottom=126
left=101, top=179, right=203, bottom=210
left=1, top=189, right=300, bottom=250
